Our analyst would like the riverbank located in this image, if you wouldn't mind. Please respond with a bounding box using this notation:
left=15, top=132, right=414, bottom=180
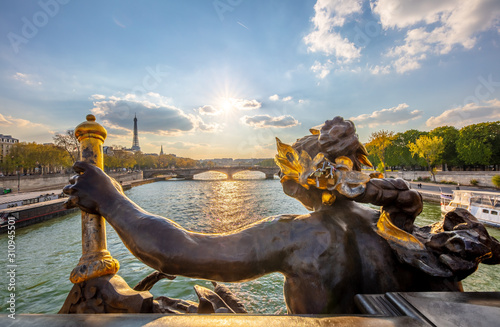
left=0, top=175, right=170, bottom=233
left=410, top=180, right=500, bottom=204
left=393, top=170, right=499, bottom=188
left=0, top=171, right=143, bottom=193
left=120, top=176, right=171, bottom=190
left=418, top=190, right=441, bottom=203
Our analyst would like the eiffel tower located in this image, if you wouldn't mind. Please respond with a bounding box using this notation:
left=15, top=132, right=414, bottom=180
left=131, top=114, right=141, bottom=152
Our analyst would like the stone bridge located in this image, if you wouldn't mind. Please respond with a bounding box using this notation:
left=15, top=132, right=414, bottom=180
left=143, top=166, right=280, bottom=180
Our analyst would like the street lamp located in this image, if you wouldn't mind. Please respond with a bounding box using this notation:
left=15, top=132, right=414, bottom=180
left=17, top=165, right=22, bottom=193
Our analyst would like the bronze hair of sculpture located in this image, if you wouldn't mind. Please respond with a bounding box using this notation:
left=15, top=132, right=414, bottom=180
left=63, top=116, right=500, bottom=314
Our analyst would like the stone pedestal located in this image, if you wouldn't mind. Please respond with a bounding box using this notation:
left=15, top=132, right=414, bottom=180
left=59, top=274, right=153, bottom=314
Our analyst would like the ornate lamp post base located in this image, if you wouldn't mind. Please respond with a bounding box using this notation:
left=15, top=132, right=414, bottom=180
left=59, top=274, right=153, bottom=314
left=70, top=250, right=120, bottom=284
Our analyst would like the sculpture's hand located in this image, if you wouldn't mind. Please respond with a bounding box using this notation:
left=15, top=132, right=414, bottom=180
left=352, top=178, right=422, bottom=232
left=63, top=161, right=124, bottom=214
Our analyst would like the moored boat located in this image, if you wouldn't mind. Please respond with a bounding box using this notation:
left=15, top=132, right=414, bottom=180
left=0, top=192, right=62, bottom=210
left=441, top=190, right=500, bottom=227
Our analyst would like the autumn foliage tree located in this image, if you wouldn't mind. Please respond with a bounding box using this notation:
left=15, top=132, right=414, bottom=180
left=408, top=135, right=444, bottom=182
left=1, top=142, right=71, bottom=174
left=104, top=149, right=136, bottom=171
left=365, top=130, right=394, bottom=176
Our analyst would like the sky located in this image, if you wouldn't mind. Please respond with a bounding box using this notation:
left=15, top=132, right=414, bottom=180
left=0, top=0, right=499, bottom=159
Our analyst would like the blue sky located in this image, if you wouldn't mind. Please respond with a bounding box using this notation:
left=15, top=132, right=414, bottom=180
left=1, top=0, right=499, bottom=159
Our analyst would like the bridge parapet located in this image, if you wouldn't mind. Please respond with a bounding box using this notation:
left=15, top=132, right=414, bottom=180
left=143, top=166, right=279, bottom=179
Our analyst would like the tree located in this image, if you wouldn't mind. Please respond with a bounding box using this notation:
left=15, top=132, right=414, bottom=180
left=200, top=160, right=215, bottom=168
left=142, top=154, right=158, bottom=169
left=365, top=130, right=395, bottom=176
left=493, top=175, right=500, bottom=188
left=0, top=152, right=18, bottom=175
left=4, top=142, right=71, bottom=174
left=456, top=122, right=500, bottom=169
left=158, top=154, right=176, bottom=168
left=258, top=159, right=277, bottom=167
left=104, top=149, right=136, bottom=171
left=53, top=130, right=80, bottom=163
left=429, top=126, right=460, bottom=169
left=457, top=139, right=492, bottom=166
left=176, top=157, right=197, bottom=168
left=385, top=130, right=427, bottom=170
left=37, top=144, right=72, bottom=174
left=364, top=143, right=381, bottom=170
left=408, top=135, right=444, bottom=182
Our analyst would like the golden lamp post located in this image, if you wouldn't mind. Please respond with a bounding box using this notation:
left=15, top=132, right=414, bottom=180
left=69, top=114, right=119, bottom=284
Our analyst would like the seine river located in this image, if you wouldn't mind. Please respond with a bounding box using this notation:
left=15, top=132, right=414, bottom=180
left=1, top=171, right=500, bottom=314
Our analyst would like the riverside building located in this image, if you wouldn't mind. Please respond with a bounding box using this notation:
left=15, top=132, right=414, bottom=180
left=0, top=134, right=19, bottom=163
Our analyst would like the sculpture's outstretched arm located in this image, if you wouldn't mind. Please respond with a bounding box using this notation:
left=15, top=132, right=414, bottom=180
left=353, top=178, right=422, bottom=232
left=64, top=162, right=289, bottom=282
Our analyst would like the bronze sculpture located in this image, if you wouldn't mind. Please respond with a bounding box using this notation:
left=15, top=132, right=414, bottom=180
left=63, top=116, right=500, bottom=314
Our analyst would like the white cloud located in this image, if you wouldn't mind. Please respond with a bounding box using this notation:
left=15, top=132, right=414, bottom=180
left=197, top=105, right=221, bottom=115
left=92, top=94, right=225, bottom=136
left=0, top=113, right=10, bottom=125
left=232, top=98, right=261, bottom=110
left=373, top=0, right=457, bottom=29
left=350, top=103, right=422, bottom=127
left=91, top=94, right=106, bottom=100
left=304, top=0, right=362, bottom=63
left=12, top=72, right=42, bottom=86
left=162, top=141, right=205, bottom=150
left=369, top=64, right=391, bottom=75
left=268, top=94, right=293, bottom=102
left=194, top=116, right=224, bottom=133
left=311, top=60, right=334, bottom=79
left=0, top=113, right=48, bottom=129
left=0, top=113, right=54, bottom=141
left=373, top=0, right=500, bottom=73
left=426, top=99, right=500, bottom=128
left=92, top=94, right=198, bottom=136
left=241, top=114, right=300, bottom=128
left=220, top=98, right=261, bottom=111
left=391, top=53, right=426, bottom=74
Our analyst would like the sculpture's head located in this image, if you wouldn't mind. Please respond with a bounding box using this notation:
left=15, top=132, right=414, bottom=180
left=275, top=116, right=372, bottom=210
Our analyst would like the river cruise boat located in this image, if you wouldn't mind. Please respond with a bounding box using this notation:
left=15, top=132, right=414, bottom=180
left=441, top=190, right=500, bottom=227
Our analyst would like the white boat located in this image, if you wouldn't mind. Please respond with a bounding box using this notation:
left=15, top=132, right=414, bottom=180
left=441, top=190, right=500, bottom=227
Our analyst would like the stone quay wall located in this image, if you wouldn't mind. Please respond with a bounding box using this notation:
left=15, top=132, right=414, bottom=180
left=390, top=171, right=499, bottom=188
left=0, top=171, right=143, bottom=192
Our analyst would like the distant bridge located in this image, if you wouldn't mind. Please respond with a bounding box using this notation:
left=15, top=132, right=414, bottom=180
left=143, top=166, right=280, bottom=180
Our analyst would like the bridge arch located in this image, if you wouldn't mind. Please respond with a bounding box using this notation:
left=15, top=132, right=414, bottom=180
left=143, top=166, right=279, bottom=180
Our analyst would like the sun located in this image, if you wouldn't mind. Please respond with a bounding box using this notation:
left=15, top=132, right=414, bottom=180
left=219, top=97, right=235, bottom=112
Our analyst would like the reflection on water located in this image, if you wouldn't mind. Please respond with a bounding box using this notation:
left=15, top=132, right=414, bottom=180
left=1, top=171, right=499, bottom=314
